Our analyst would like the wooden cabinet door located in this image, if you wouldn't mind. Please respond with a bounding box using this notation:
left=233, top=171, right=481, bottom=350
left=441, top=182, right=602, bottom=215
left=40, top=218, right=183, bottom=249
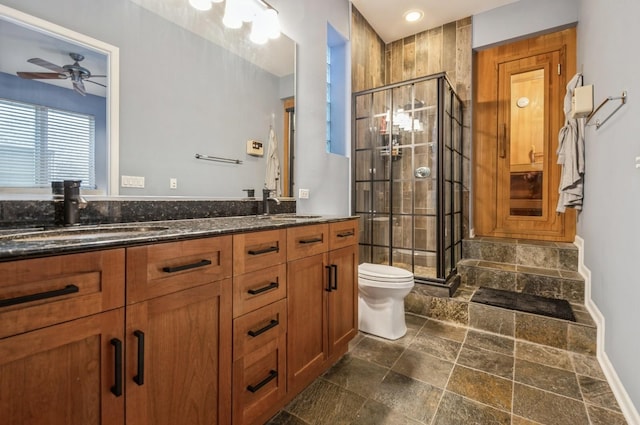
left=286, top=253, right=328, bottom=392
left=327, top=245, right=358, bottom=357
left=126, top=280, right=232, bottom=425
left=0, top=308, right=125, bottom=425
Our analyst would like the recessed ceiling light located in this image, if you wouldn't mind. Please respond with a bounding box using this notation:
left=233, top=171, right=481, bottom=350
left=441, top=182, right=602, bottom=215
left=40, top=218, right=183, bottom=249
left=404, top=10, right=424, bottom=23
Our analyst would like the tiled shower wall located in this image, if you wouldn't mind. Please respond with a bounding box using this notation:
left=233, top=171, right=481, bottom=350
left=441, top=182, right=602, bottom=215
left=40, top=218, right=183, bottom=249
left=351, top=8, right=472, bottom=239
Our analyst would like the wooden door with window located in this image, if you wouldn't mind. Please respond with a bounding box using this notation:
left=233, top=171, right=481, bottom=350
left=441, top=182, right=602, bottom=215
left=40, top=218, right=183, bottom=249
left=474, top=28, right=576, bottom=241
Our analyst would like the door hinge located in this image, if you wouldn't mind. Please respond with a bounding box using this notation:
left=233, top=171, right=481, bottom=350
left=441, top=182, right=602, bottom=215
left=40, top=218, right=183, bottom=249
left=558, top=64, right=561, bottom=75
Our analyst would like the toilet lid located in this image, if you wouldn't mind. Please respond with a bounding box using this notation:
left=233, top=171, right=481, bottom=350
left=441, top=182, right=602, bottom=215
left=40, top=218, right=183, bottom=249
left=358, top=263, right=414, bottom=282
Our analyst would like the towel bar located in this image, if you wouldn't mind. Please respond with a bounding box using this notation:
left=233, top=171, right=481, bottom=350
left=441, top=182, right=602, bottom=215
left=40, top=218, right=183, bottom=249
left=586, top=91, right=627, bottom=129
left=195, top=153, right=243, bottom=164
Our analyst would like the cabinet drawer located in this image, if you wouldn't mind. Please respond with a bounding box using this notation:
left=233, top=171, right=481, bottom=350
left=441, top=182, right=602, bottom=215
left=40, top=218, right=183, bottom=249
left=233, top=299, right=286, bottom=361
left=232, top=335, right=286, bottom=425
left=329, top=219, right=358, bottom=250
left=287, top=224, right=329, bottom=261
left=0, top=249, right=125, bottom=339
left=233, top=230, right=287, bottom=275
left=126, top=235, right=232, bottom=304
left=233, top=263, right=286, bottom=318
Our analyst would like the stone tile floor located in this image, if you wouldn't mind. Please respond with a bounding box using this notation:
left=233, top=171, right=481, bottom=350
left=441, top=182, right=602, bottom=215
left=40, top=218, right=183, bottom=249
left=267, top=314, right=627, bottom=425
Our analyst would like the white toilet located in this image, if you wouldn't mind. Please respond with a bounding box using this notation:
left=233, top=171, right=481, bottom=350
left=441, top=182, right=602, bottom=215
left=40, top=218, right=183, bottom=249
left=358, top=263, right=415, bottom=340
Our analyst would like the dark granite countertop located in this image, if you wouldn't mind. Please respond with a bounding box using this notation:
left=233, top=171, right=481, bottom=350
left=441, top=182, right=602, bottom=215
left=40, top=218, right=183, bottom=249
left=0, top=214, right=356, bottom=262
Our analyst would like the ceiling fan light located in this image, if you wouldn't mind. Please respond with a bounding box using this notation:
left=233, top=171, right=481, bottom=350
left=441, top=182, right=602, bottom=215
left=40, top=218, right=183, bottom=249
left=223, top=0, right=243, bottom=29
left=189, top=0, right=212, bottom=11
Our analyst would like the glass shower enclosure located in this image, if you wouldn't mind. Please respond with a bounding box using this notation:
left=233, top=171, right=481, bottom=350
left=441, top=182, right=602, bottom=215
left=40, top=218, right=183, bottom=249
left=352, top=73, right=463, bottom=293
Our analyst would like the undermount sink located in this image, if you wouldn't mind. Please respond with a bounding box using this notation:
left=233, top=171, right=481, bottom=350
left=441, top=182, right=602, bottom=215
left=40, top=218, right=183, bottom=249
left=267, top=214, right=322, bottom=220
left=3, top=225, right=169, bottom=242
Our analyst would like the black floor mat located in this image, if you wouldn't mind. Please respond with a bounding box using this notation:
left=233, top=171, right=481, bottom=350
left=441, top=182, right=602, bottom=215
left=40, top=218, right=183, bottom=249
left=471, top=287, right=576, bottom=322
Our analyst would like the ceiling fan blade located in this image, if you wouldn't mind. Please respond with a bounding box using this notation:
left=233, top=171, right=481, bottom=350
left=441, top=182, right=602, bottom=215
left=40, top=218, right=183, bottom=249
left=73, top=80, right=87, bottom=96
left=85, top=79, right=107, bottom=88
left=27, top=58, right=66, bottom=73
left=17, top=71, right=66, bottom=80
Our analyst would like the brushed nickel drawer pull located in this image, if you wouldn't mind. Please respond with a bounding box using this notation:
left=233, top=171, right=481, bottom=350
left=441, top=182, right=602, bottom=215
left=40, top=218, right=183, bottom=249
left=247, top=370, right=278, bottom=393
left=247, top=281, right=279, bottom=295
left=298, top=237, right=323, bottom=244
left=162, top=259, right=212, bottom=273
left=247, top=319, right=279, bottom=337
left=0, top=284, right=79, bottom=308
left=337, top=231, right=354, bottom=238
left=247, top=246, right=279, bottom=255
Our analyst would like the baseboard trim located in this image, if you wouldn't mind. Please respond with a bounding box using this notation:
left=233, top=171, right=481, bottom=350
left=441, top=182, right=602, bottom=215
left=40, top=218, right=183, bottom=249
left=574, top=236, right=640, bottom=425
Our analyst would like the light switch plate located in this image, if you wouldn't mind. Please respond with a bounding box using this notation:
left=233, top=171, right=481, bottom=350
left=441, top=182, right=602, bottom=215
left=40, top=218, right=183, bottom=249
left=121, top=175, right=145, bottom=188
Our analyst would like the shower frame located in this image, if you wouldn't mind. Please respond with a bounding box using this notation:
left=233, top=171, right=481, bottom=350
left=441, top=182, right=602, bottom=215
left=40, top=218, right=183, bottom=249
left=352, top=73, right=464, bottom=294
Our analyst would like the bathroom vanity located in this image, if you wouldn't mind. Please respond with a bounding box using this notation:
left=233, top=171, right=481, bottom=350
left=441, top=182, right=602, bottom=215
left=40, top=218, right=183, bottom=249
left=0, top=215, right=358, bottom=425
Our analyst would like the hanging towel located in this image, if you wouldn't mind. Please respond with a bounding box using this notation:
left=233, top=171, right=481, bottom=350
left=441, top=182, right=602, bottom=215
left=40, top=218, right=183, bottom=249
left=556, top=73, right=585, bottom=213
left=265, top=126, right=281, bottom=196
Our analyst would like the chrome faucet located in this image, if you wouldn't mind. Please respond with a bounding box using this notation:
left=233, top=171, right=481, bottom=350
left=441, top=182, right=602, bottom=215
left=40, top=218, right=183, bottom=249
left=262, top=187, right=280, bottom=215
left=63, top=180, right=87, bottom=226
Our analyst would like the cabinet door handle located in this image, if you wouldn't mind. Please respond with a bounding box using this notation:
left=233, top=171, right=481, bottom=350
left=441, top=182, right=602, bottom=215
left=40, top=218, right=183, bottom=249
left=247, top=281, right=279, bottom=295
left=299, top=237, right=323, bottom=245
left=325, top=265, right=332, bottom=292
left=331, top=264, right=338, bottom=290
left=247, top=319, right=279, bottom=337
left=0, top=284, right=79, bottom=308
left=110, top=338, right=123, bottom=397
left=337, top=231, right=354, bottom=238
left=133, top=330, right=145, bottom=386
left=247, top=370, right=278, bottom=393
left=162, top=259, right=211, bottom=273
left=247, top=246, right=279, bottom=255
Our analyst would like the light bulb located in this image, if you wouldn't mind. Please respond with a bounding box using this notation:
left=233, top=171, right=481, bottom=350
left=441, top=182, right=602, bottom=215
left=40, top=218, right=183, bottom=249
left=249, top=10, right=268, bottom=44
left=222, top=0, right=243, bottom=29
left=189, top=0, right=212, bottom=11
left=263, top=8, right=280, bottom=39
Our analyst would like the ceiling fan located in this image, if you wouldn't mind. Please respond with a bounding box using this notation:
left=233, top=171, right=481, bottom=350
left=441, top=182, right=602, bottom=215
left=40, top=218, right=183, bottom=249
left=17, top=52, right=106, bottom=96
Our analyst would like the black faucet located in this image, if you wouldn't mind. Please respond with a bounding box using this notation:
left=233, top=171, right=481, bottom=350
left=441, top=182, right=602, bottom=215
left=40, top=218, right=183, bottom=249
left=262, top=187, right=281, bottom=215
left=63, top=180, right=87, bottom=226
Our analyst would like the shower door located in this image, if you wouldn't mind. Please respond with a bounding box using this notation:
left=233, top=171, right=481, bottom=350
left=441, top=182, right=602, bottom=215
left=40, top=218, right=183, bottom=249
left=353, top=74, right=463, bottom=285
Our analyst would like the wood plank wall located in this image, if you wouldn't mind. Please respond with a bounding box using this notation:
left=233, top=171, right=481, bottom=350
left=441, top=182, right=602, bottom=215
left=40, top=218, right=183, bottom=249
left=350, top=7, right=473, bottom=237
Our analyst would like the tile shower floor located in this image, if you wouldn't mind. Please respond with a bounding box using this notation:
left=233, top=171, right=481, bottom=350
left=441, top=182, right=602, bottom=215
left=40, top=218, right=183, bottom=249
left=267, top=314, right=627, bottom=425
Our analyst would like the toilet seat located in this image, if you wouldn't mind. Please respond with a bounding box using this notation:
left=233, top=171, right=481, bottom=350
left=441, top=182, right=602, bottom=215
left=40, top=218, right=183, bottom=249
left=358, top=263, right=413, bottom=280
left=358, top=263, right=414, bottom=288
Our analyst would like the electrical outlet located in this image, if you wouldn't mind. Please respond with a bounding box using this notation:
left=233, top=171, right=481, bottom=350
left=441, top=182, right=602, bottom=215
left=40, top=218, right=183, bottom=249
left=298, top=188, right=310, bottom=199
left=170, top=178, right=178, bottom=189
left=121, top=175, right=145, bottom=188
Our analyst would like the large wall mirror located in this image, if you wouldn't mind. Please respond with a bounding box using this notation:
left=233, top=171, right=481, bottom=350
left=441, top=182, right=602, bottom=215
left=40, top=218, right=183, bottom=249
left=0, top=0, right=295, bottom=198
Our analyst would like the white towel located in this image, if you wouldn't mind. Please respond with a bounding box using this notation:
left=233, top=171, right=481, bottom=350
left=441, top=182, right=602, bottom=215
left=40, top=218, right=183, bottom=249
left=265, top=127, right=281, bottom=196
left=556, top=73, right=585, bottom=213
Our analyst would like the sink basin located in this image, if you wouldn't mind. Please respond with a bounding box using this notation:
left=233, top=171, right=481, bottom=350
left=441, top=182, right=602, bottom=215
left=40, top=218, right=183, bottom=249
left=268, top=214, right=322, bottom=220
left=2, top=225, right=169, bottom=242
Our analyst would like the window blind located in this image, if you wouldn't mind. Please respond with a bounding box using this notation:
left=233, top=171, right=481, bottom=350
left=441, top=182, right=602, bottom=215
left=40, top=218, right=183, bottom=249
left=0, top=98, right=95, bottom=189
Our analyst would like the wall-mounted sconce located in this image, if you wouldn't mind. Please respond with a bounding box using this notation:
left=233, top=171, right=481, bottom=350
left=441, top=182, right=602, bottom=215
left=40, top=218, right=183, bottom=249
left=188, top=0, right=281, bottom=45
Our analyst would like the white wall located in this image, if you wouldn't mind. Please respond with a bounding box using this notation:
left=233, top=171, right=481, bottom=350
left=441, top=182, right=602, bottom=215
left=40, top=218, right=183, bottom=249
left=473, top=0, right=640, bottom=418
left=473, top=0, right=579, bottom=49
left=271, top=0, right=352, bottom=215
left=577, top=0, right=640, bottom=415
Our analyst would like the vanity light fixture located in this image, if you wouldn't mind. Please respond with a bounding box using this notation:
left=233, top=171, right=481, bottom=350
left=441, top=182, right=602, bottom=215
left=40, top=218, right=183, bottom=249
left=189, top=0, right=281, bottom=44
left=403, top=9, right=424, bottom=23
